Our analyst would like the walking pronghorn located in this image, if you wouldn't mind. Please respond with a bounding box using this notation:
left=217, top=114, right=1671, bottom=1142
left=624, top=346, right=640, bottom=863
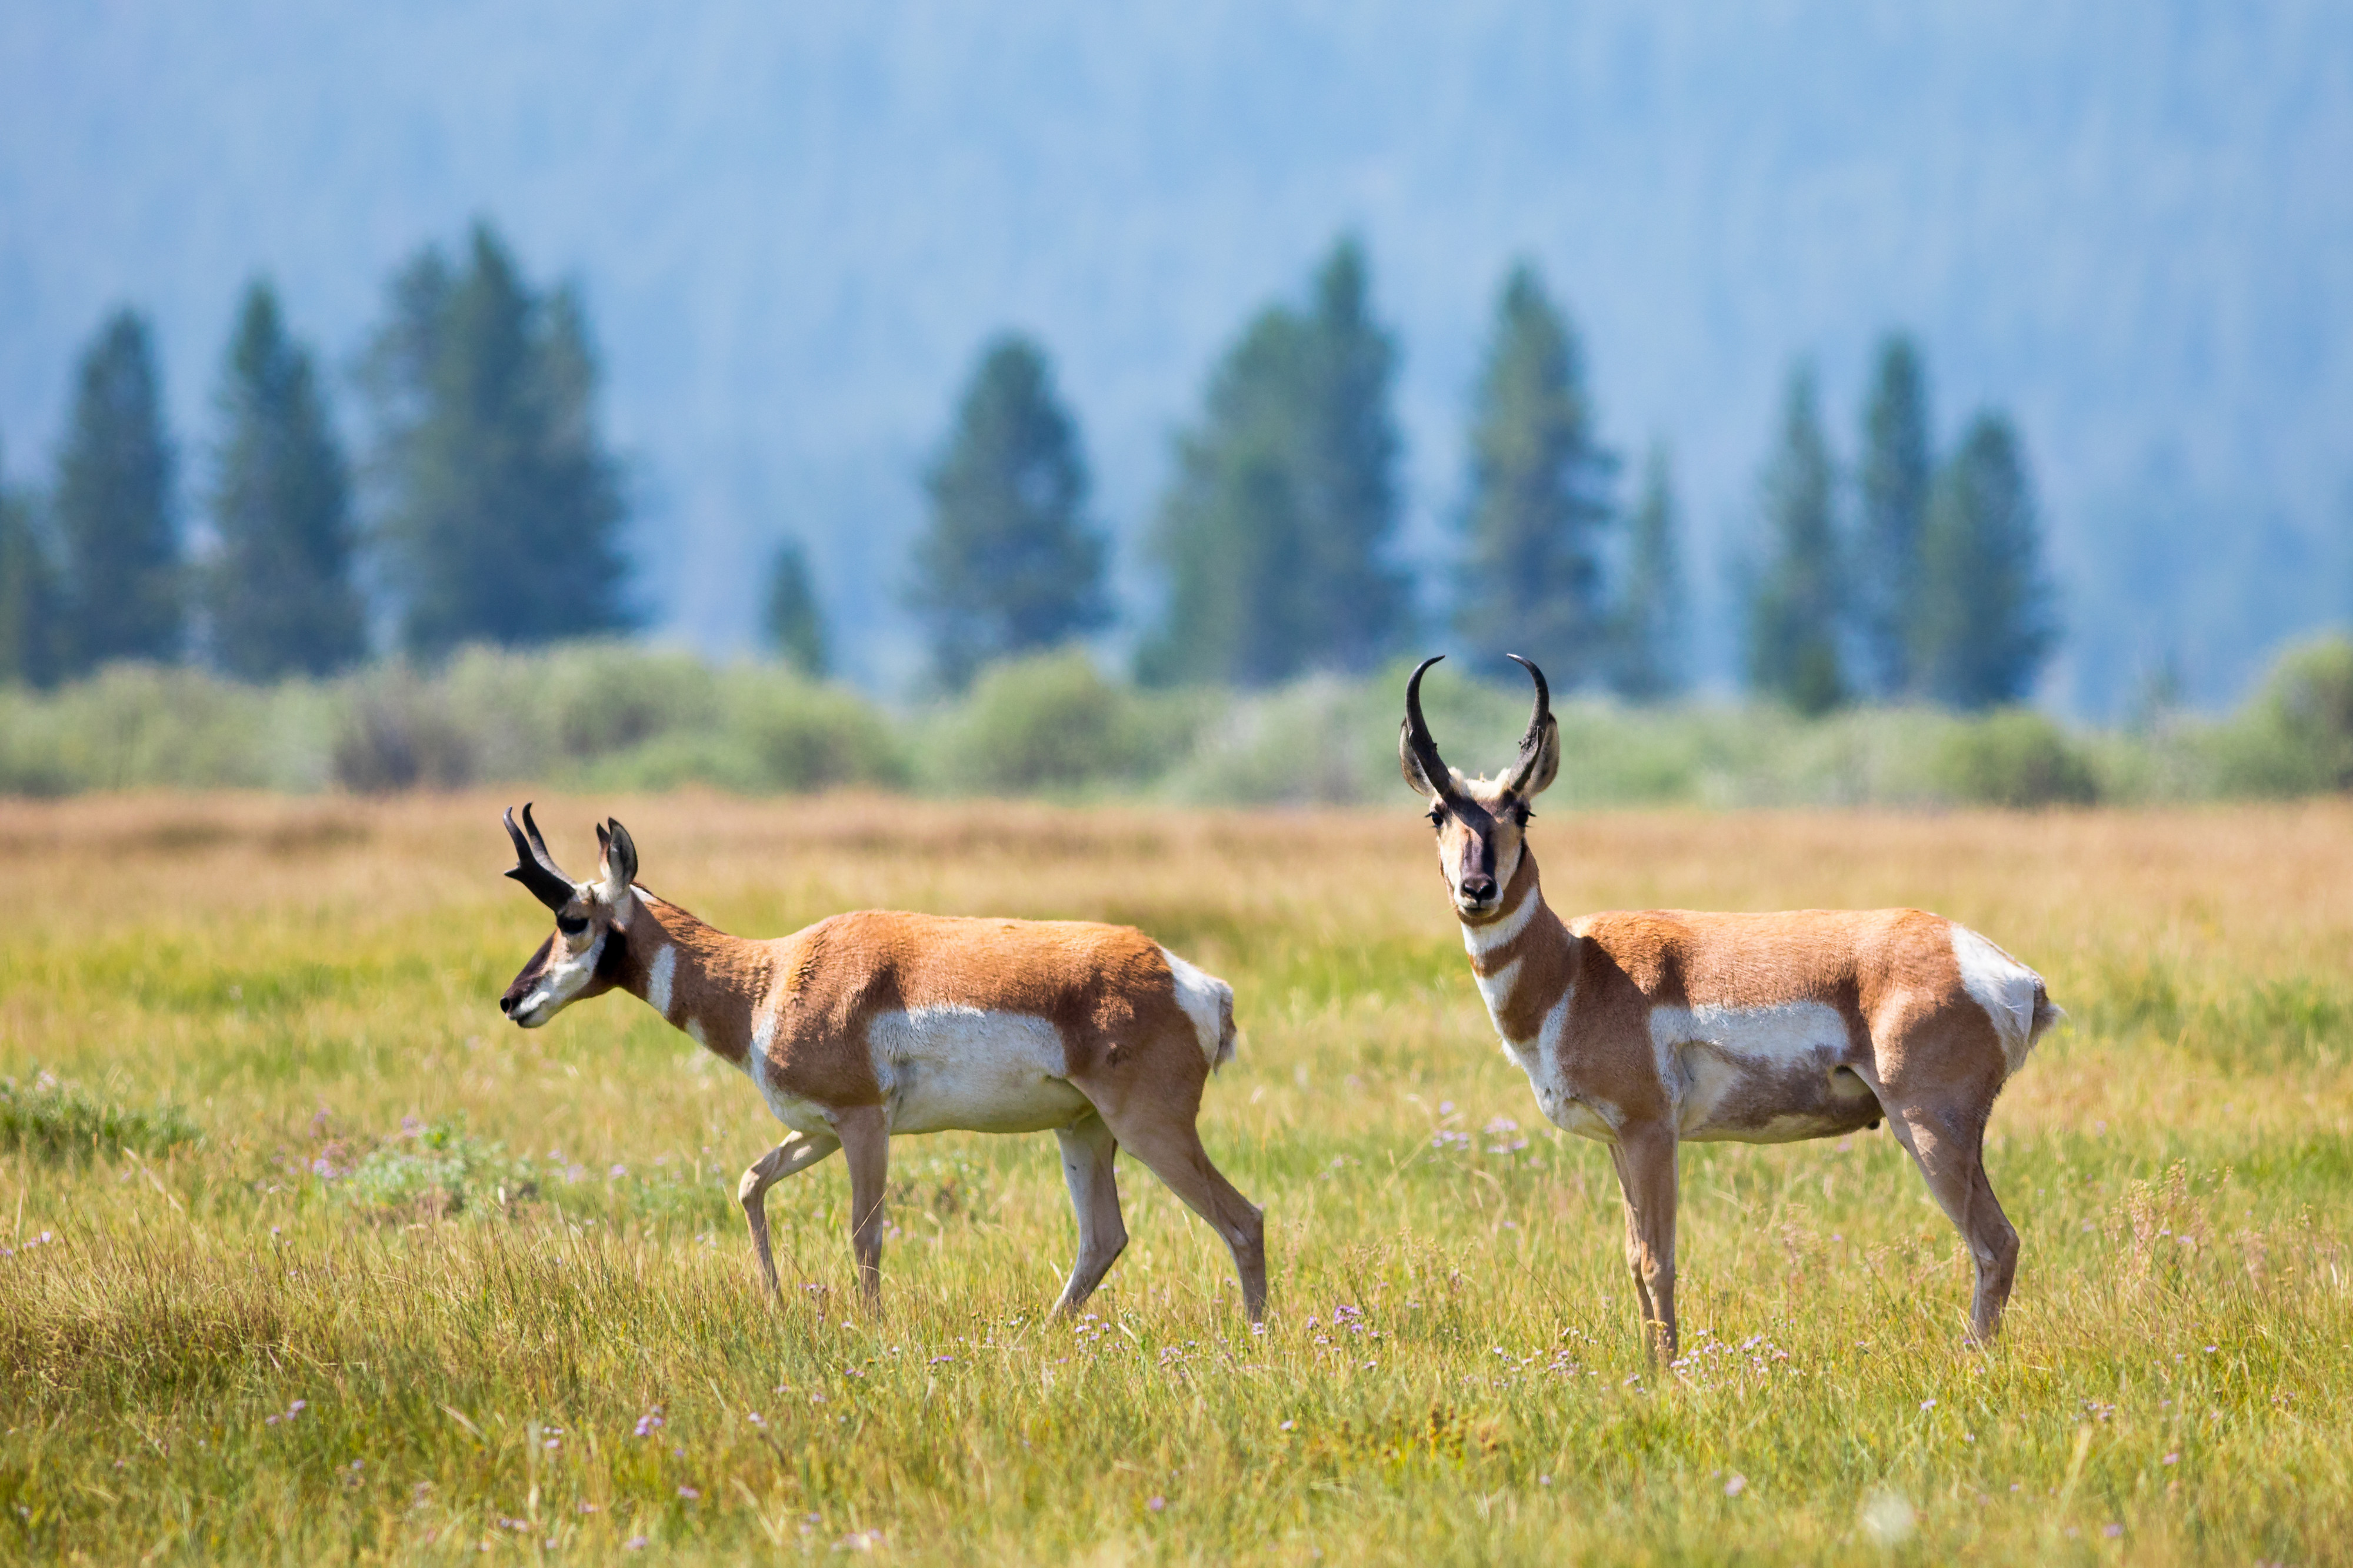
left=1401, top=656, right=2059, bottom=1357
left=496, top=806, right=1266, bottom=1320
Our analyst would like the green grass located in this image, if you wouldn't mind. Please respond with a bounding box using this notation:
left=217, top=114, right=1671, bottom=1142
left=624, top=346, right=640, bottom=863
left=1, top=793, right=2348, bottom=1563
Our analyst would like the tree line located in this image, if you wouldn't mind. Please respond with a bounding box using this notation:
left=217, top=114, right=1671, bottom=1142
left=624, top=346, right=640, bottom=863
left=0, top=225, right=631, bottom=688
left=0, top=223, right=2055, bottom=711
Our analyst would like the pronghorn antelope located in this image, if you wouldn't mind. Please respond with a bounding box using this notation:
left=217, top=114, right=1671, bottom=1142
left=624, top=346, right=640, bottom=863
left=496, top=805, right=1266, bottom=1320
left=1401, top=657, right=2059, bottom=1357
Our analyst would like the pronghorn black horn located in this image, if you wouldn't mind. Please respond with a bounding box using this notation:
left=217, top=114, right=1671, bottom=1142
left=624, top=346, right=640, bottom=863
left=503, top=802, right=575, bottom=912
left=1502, top=654, right=1557, bottom=796
left=1400, top=655, right=1464, bottom=803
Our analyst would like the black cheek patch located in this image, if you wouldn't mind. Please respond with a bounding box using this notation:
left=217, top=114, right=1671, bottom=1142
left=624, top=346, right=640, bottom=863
left=595, top=926, right=629, bottom=984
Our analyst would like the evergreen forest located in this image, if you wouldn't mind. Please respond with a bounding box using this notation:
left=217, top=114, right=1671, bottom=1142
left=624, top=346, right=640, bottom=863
left=0, top=222, right=2345, bottom=806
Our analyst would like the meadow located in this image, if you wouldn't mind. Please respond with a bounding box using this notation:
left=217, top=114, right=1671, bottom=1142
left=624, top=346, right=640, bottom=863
left=2, top=790, right=2349, bottom=1564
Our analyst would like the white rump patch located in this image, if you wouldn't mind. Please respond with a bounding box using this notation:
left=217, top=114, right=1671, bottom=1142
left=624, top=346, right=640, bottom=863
left=645, top=944, right=676, bottom=1019
left=868, top=1006, right=1091, bottom=1135
left=1161, top=948, right=1235, bottom=1069
left=1950, top=924, right=2048, bottom=1074
left=1460, top=891, right=1540, bottom=958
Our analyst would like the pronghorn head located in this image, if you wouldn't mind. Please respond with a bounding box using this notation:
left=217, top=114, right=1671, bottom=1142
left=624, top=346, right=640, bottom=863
left=498, top=803, right=640, bottom=1027
left=1399, top=655, right=1560, bottom=922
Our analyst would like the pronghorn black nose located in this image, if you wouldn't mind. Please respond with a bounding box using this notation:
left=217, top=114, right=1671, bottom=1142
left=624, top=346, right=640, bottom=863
left=1461, top=873, right=1498, bottom=904
left=498, top=992, right=516, bottom=1016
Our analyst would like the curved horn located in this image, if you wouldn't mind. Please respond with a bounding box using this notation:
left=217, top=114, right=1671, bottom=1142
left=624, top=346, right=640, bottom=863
left=1501, top=654, right=1558, bottom=796
left=1399, top=655, right=1462, bottom=801
left=502, top=802, right=575, bottom=911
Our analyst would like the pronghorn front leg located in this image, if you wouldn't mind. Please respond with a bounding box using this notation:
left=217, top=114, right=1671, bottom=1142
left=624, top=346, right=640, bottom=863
left=1611, top=1122, right=1681, bottom=1364
left=737, top=1130, right=843, bottom=1297
left=835, top=1105, right=891, bottom=1307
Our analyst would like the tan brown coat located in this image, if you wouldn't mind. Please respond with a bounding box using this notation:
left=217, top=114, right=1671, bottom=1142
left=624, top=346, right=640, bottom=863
left=1401, top=655, right=2058, bottom=1357
left=497, top=806, right=1262, bottom=1320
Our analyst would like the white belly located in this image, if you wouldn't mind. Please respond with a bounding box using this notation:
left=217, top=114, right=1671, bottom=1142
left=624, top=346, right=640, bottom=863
left=867, top=1006, right=1094, bottom=1135
left=1650, top=1000, right=1874, bottom=1142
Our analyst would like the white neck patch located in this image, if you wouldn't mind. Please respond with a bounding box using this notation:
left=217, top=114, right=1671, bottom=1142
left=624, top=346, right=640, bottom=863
left=1461, top=888, right=1540, bottom=958
left=645, top=943, right=677, bottom=1020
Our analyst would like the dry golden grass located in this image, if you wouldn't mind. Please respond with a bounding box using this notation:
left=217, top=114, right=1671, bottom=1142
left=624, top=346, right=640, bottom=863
left=2, top=792, right=2349, bottom=1563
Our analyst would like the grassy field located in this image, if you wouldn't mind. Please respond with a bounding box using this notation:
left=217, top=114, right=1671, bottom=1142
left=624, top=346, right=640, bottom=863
left=2, top=792, right=2349, bottom=1564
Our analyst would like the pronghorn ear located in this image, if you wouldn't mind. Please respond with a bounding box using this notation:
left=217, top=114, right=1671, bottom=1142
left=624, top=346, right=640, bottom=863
left=1399, top=655, right=1455, bottom=803
left=597, top=818, right=638, bottom=893
left=1499, top=653, right=1559, bottom=800
left=1512, top=716, right=1561, bottom=799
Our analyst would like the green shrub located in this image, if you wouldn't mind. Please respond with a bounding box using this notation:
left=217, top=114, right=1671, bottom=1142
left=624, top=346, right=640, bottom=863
left=28, top=665, right=286, bottom=790
left=928, top=650, right=1190, bottom=795
left=330, top=666, right=480, bottom=792
left=332, top=1115, right=536, bottom=1220
left=1928, top=709, right=2099, bottom=806
left=0, top=1071, right=199, bottom=1162
left=722, top=668, right=909, bottom=791
left=2210, top=635, right=2353, bottom=796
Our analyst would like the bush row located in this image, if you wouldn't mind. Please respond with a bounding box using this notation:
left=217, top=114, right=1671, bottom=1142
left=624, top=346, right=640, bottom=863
left=1, top=637, right=2349, bottom=808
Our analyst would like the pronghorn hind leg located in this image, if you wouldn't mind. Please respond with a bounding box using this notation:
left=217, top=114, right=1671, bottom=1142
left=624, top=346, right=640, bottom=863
left=1611, top=1122, right=1680, bottom=1365
left=1052, top=1112, right=1127, bottom=1315
left=1886, top=1098, right=2018, bottom=1344
left=834, top=1106, right=891, bottom=1309
left=1090, top=1102, right=1266, bottom=1324
left=736, top=1130, right=842, bottom=1297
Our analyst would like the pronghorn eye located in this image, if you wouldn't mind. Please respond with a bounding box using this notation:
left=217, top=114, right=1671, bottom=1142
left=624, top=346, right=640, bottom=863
left=555, top=913, right=589, bottom=938
left=1426, top=808, right=1445, bottom=827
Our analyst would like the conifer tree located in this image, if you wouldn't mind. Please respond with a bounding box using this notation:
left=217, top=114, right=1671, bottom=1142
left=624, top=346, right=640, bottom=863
left=909, top=333, right=1108, bottom=690
left=1857, top=333, right=1931, bottom=699
left=1457, top=263, right=1617, bottom=684
left=54, top=309, right=181, bottom=671
left=0, top=436, right=62, bottom=688
left=1613, top=443, right=1687, bottom=702
left=206, top=281, right=367, bottom=679
left=1745, top=366, right=1846, bottom=715
left=762, top=535, right=828, bottom=678
left=1141, top=237, right=1407, bottom=686
left=364, top=224, right=631, bottom=659
left=1914, top=412, right=2058, bottom=709
left=1292, top=239, right=1408, bottom=675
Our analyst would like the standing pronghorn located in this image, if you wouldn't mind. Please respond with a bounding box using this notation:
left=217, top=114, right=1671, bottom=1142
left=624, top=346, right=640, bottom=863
left=496, top=806, right=1266, bottom=1320
left=1401, top=657, right=2059, bottom=1357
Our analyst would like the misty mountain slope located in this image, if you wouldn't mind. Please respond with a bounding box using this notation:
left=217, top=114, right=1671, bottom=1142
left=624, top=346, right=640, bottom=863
left=2, top=0, right=2347, bottom=708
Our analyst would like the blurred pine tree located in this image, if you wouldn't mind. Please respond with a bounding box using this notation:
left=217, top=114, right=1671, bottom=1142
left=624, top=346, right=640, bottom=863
left=363, top=223, right=631, bottom=660
left=1140, top=236, right=1407, bottom=686
left=0, top=435, right=64, bottom=688
left=762, top=535, right=829, bottom=678
left=1457, top=262, right=1617, bottom=687
left=1745, top=365, right=1847, bottom=715
left=1613, top=443, right=1687, bottom=702
left=1857, top=334, right=1932, bottom=700
left=1915, top=412, right=2058, bottom=709
left=54, top=310, right=181, bottom=672
left=205, top=281, right=366, bottom=679
left=910, top=333, right=1108, bottom=691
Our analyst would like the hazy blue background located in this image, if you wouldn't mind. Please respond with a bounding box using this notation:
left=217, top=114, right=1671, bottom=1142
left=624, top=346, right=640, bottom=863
left=4, top=1, right=2348, bottom=712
